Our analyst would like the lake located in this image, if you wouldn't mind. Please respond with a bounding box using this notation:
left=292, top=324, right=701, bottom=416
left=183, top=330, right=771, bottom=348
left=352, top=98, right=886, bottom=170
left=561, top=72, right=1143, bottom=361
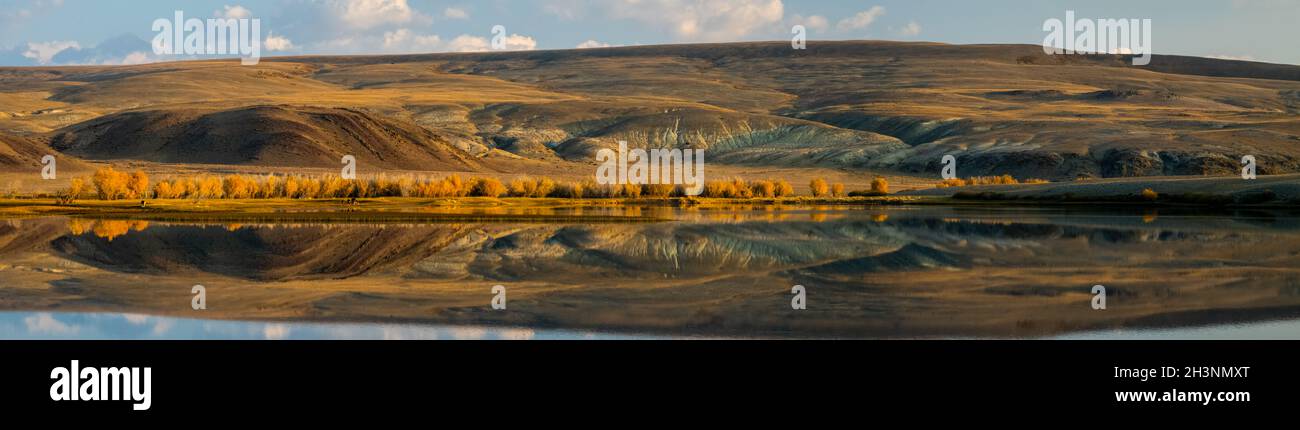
left=2, top=205, right=1299, bottom=339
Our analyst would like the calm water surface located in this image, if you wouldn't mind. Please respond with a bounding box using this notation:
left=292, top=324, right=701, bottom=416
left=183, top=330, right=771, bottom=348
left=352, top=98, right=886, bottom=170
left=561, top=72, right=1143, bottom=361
left=2, top=206, right=1298, bottom=339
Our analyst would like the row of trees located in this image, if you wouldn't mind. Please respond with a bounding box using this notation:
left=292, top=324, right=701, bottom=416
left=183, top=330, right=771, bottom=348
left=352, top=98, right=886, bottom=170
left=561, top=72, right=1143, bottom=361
left=62, top=168, right=890, bottom=201
left=935, top=175, right=1048, bottom=188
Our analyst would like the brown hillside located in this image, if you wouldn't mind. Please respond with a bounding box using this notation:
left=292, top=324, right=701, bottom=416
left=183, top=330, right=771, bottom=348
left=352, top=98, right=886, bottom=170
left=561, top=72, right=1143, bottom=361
left=0, top=131, right=89, bottom=171
left=48, top=105, right=482, bottom=171
left=3, top=41, right=1300, bottom=179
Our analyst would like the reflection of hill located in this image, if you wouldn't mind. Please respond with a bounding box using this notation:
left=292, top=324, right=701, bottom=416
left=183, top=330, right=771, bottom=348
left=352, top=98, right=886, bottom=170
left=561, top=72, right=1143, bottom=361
left=8, top=211, right=1300, bottom=338
left=51, top=224, right=479, bottom=281
left=415, top=221, right=913, bottom=282
left=0, top=218, right=68, bottom=257
left=42, top=215, right=1300, bottom=287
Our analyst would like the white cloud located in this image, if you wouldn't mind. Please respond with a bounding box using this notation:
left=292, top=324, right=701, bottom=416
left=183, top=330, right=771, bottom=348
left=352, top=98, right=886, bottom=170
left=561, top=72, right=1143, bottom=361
left=115, top=51, right=153, bottom=65
left=837, top=6, right=885, bottom=31
left=263, top=324, right=290, bottom=340
left=576, top=39, right=612, bottom=49
left=22, top=40, right=78, bottom=64
left=451, top=327, right=487, bottom=340
left=560, top=0, right=785, bottom=42
left=338, top=30, right=538, bottom=54
left=789, top=14, right=829, bottom=33
left=24, top=313, right=78, bottom=335
left=445, top=35, right=490, bottom=52
left=381, top=28, right=442, bottom=52
left=331, top=0, right=424, bottom=30
left=216, top=5, right=253, bottom=19
left=264, top=32, right=295, bottom=51
left=498, top=34, right=538, bottom=51
left=899, top=20, right=921, bottom=37
left=443, top=7, right=469, bottom=20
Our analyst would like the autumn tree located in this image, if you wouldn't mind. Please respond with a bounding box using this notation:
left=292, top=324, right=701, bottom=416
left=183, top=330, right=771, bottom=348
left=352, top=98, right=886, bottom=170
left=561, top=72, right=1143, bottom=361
left=57, top=177, right=87, bottom=204
left=472, top=178, right=507, bottom=197
left=774, top=179, right=794, bottom=197
left=127, top=170, right=150, bottom=199
left=751, top=180, right=776, bottom=198
left=871, top=177, right=890, bottom=195
left=153, top=181, right=176, bottom=199
left=92, top=168, right=129, bottom=200
left=809, top=178, right=830, bottom=197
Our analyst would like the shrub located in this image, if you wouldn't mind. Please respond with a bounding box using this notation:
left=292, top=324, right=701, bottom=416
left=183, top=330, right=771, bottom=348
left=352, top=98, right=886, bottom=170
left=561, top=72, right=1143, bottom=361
left=299, top=177, right=321, bottom=198
left=831, top=183, right=845, bottom=197
left=773, top=179, right=794, bottom=197
left=621, top=183, right=643, bottom=198
left=704, top=181, right=734, bottom=198
left=509, top=177, right=544, bottom=197
left=283, top=176, right=302, bottom=198
left=152, top=181, right=176, bottom=199
left=197, top=176, right=224, bottom=199
left=936, top=178, right=967, bottom=188
left=731, top=178, right=753, bottom=198
left=644, top=183, right=674, bottom=198
left=223, top=175, right=254, bottom=199
left=809, top=178, right=829, bottom=197
left=553, top=182, right=586, bottom=199
left=57, top=178, right=87, bottom=204
left=260, top=175, right=283, bottom=198
left=472, top=178, right=507, bottom=197
left=871, top=177, right=890, bottom=195
left=534, top=178, right=557, bottom=197
left=751, top=180, right=776, bottom=198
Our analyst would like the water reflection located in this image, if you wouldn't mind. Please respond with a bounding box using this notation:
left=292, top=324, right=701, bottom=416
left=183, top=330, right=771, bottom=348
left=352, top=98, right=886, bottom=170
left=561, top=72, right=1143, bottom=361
left=4, top=311, right=1296, bottom=340
left=2, top=206, right=1299, bottom=339
left=0, top=312, right=653, bottom=340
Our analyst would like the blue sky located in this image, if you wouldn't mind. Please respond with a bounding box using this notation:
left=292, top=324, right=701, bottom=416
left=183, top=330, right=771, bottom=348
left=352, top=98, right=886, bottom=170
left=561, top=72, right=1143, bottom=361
left=1, top=0, right=1296, bottom=66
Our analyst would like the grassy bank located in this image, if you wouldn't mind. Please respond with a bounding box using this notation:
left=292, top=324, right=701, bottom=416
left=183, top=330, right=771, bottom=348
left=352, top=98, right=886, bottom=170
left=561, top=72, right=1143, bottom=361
left=904, top=174, right=1300, bottom=208
left=0, top=195, right=922, bottom=222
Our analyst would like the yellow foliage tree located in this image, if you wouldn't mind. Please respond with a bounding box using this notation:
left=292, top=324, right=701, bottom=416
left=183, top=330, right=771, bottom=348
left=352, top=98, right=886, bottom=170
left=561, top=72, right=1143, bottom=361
left=871, top=177, right=890, bottom=195
left=809, top=178, right=829, bottom=197
left=128, top=171, right=150, bottom=199
left=774, top=179, right=794, bottom=197
left=472, top=178, right=507, bottom=197
left=92, top=168, right=130, bottom=200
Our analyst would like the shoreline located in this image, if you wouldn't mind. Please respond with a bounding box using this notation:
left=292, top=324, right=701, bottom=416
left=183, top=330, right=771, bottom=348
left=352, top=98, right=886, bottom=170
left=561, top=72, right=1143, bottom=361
left=1, top=192, right=1299, bottom=222
left=2, top=174, right=1299, bottom=221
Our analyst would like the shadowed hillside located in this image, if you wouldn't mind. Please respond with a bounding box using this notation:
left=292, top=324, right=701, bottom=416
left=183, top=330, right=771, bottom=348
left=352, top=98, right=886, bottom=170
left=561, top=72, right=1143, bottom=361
left=3, top=41, right=1300, bottom=179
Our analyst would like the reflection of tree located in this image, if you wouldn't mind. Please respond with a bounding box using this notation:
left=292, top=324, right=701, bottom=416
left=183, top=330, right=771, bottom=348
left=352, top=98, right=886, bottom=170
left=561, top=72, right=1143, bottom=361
left=66, top=219, right=92, bottom=235
left=90, top=220, right=149, bottom=241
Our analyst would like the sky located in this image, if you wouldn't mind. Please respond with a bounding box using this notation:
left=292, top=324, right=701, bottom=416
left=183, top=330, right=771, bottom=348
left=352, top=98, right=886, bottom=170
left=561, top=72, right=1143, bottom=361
left=1, top=0, right=1297, bottom=66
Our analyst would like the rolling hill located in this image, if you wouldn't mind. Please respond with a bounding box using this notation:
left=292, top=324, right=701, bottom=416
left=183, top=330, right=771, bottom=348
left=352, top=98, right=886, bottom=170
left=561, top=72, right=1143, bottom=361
left=0, top=130, right=88, bottom=172
left=2, top=41, right=1299, bottom=180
